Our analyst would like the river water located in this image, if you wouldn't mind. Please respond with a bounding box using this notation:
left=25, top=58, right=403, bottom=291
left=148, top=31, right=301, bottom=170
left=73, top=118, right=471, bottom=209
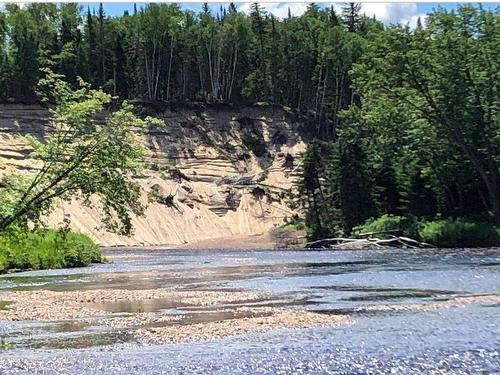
left=0, top=248, right=499, bottom=374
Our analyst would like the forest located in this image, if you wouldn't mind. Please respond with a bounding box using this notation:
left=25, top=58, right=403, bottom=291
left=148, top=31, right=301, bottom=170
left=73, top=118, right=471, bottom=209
left=0, top=3, right=498, bottom=245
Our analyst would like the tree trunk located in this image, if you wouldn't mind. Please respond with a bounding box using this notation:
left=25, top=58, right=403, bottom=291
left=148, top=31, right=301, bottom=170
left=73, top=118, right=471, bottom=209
left=166, top=33, right=174, bottom=101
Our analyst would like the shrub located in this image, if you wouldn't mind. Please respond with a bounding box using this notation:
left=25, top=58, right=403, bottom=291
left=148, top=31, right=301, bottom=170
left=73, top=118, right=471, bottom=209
left=352, top=214, right=420, bottom=239
left=0, top=227, right=102, bottom=272
left=418, top=220, right=500, bottom=248
left=273, top=220, right=305, bottom=236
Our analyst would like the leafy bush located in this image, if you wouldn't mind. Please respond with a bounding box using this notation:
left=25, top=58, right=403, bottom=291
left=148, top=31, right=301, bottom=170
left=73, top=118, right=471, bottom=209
left=353, top=215, right=500, bottom=247
left=0, top=227, right=102, bottom=272
left=352, top=214, right=419, bottom=239
left=273, top=220, right=305, bottom=236
left=418, top=220, right=500, bottom=248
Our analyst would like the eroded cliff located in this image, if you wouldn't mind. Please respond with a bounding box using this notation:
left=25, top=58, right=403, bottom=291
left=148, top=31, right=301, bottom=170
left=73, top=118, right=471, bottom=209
left=0, top=104, right=305, bottom=246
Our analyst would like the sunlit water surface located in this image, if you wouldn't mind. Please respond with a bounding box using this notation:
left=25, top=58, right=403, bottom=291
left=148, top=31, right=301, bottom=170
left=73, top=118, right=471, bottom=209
left=0, top=248, right=499, bottom=374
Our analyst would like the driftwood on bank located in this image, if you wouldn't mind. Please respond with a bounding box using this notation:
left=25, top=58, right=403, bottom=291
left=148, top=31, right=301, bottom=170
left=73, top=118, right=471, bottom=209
left=306, top=236, right=436, bottom=249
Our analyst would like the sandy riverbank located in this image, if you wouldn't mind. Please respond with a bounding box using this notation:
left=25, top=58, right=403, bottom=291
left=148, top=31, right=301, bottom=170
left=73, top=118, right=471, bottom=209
left=176, top=234, right=278, bottom=249
left=0, top=287, right=348, bottom=344
left=1, top=286, right=499, bottom=345
left=103, top=233, right=281, bottom=251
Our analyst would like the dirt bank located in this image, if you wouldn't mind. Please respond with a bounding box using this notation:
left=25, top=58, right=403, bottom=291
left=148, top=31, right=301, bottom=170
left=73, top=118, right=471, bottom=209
left=0, top=104, right=306, bottom=247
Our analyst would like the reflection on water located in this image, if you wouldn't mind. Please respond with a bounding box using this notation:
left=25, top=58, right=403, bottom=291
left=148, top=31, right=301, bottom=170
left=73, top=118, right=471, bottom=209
left=27, top=331, right=135, bottom=350
left=87, top=298, right=181, bottom=314
left=340, top=290, right=456, bottom=302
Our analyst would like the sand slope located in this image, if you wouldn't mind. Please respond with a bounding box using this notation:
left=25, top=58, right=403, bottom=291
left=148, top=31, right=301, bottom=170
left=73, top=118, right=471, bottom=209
left=0, top=104, right=305, bottom=247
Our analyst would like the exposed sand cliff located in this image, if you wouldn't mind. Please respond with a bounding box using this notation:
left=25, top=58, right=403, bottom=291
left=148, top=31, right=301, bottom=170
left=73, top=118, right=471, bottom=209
left=0, top=104, right=305, bottom=247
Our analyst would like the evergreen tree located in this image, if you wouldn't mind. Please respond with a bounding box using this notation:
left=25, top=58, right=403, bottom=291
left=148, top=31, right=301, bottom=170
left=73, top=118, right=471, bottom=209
left=85, top=7, right=98, bottom=85
left=97, top=3, right=107, bottom=86
left=6, top=4, right=40, bottom=101
left=339, top=141, right=377, bottom=234
left=0, top=11, right=10, bottom=100
left=342, top=3, right=361, bottom=32
left=329, top=6, right=340, bottom=26
left=228, top=3, right=237, bottom=14
left=416, top=16, right=423, bottom=30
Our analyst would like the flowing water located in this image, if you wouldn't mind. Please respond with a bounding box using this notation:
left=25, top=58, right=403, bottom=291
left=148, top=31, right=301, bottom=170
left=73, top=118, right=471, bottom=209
left=0, top=248, right=499, bottom=374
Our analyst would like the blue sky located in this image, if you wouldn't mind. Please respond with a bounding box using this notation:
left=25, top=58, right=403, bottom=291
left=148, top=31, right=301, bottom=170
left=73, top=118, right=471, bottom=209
left=80, top=2, right=498, bottom=27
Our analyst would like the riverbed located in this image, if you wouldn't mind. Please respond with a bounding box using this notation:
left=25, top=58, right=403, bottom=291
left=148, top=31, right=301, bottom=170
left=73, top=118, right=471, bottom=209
left=0, top=247, right=499, bottom=374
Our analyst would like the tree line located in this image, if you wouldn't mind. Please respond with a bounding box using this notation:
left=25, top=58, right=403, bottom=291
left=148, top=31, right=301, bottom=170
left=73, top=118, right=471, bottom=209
left=0, top=3, right=498, bottom=239
left=0, top=3, right=376, bottom=113
left=297, top=5, right=499, bottom=239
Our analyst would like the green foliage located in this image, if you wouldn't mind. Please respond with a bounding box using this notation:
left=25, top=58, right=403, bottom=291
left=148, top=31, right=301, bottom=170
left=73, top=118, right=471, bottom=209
left=296, top=5, right=500, bottom=242
left=353, top=216, right=500, bottom=247
left=419, top=220, right=500, bottom=248
left=0, top=70, right=162, bottom=234
left=351, top=5, right=500, bottom=224
left=352, top=215, right=420, bottom=239
left=298, top=140, right=340, bottom=240
left=273, top=220, right=305, bottom=235
left=0, top=2, right=379, bottom=107
left=0, top=227, right=102, bottom=272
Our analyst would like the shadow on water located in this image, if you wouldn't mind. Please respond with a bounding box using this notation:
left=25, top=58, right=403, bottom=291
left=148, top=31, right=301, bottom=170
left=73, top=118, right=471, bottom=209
left=312, top=286, right=461, bottom=302
left=86, top=294, right=322, bottom=315
left=340, top=291, right=454, bottom=302
left=313, top=285, right=459, bottom=293
left=87, top=298, right=181, bottom=314
left=0, top=261, right=382, bottom=292
left=25, top=331, right=135, bottom=350
left=41, top=321, right=92, bottom=334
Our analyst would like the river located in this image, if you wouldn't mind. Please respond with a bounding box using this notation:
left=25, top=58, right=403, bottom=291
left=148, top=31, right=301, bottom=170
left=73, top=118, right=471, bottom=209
left=0, top=247, right=499, bottom=374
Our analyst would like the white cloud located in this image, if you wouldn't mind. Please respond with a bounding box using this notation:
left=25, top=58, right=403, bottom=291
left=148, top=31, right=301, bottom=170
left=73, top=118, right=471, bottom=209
left=360, top=3, right=417, bottom=25
left=238, top=3, right=309, bottom=19
left=238, top=3, right=424, bottom=27
left=407, top=13, right=428, bottom=29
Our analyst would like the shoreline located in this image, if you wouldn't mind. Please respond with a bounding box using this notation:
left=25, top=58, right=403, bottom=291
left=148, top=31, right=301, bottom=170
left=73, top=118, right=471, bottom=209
left=102, top=233, right=282, bottom=251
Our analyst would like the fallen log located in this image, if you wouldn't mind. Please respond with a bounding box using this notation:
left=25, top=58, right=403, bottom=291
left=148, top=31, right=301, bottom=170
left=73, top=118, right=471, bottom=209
left=306, top=236, right=435, bottom=249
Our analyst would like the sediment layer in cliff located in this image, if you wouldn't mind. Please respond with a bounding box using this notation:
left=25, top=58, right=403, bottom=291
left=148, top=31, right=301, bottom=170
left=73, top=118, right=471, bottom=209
left=0, top=104, right=305, bottom=247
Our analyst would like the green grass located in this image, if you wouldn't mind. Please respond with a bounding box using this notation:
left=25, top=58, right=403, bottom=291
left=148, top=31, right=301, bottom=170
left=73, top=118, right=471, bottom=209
left=0, top=227, right=103, bottom=272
